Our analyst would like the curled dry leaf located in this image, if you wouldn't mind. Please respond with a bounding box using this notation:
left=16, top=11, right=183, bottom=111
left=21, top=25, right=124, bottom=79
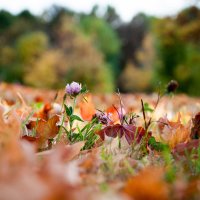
left=35, top=115, right=60, bottom=139
left=24, top=115, right=60, bottom=148
left=157, top=114, right=191, bottom=148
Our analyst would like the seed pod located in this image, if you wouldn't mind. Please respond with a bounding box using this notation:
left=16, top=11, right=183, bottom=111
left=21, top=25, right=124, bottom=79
left=167, top=80, right=179, bottom=93
left=191, top=112, right=200, bottom=139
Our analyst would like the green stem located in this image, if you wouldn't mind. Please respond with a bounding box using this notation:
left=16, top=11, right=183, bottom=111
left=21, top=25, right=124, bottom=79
left=57, top=95, right=67, bottom=142
left=69, top=97, right=77, bottom=142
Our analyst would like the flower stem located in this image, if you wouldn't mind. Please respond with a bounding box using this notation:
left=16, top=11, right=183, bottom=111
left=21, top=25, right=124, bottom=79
left=69, top=97, right=77, bottom=142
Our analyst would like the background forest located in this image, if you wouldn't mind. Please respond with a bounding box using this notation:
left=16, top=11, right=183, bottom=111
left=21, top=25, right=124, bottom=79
left=0, top=5, right=200, bottom=95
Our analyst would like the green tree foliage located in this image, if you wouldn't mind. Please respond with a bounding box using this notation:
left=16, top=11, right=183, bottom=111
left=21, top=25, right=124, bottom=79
left=16, top=31, right=49, bottom=64
left=22, top=12, right=114, bottom=91
left=1, top=5, right=200, bottom=95
left=0, top=10, right=15, bottom=31
left=80, top=15, right=120, bottom=59
left=24, top=50, right=60, bottom=88
left=0, top=8, right=116, bottom=92
left=0, top=10, right=44, bottom=82
left=80, top=13, right=121, bottom=78
left=153, top=6, right=200, bottom=96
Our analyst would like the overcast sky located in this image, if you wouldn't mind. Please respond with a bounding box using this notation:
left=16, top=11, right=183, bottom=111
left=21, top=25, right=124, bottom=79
left=0, top=0, right=196, bottom=21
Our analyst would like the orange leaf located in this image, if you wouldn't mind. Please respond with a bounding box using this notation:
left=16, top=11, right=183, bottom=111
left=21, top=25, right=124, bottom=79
left=79, top=94, right=96, bottom=121
left=26, top=115, right=60, bottom=148
left=36, top=115, right=60, bottom=140
left=22, top=135, right=39, bottom=143
left=106, top=106, right=119, bottom=122
left=124, top=167, right=169, bottom=200
left=158, top=114, right=191, bottom=148
left=34, top=103, right=52, bottom=120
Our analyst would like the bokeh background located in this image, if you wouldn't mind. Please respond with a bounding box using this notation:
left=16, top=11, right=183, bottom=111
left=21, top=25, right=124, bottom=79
left=0, top=0, right=200, bottom=95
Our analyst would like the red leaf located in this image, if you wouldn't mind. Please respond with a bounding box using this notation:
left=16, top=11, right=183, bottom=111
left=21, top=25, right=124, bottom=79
left=97, top=124, right=150, bottom=145
left=124, top=126, right=147, bottom=144
left=173, top=140, right=200, bottom=156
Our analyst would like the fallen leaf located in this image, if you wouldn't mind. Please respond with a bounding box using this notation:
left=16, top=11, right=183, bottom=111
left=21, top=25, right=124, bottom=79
left=173, top=140, right=200, bottom=157
left=157, top=114, right=191, bottom=148
left=37, top=141, right=85, bottom=162
left=36, top=115, right=60, bottom=139
left=79, top=94, right=96, bottom=121
left=25, top=115, right=60, bottom=148
left=34, top=103, right=52, bottom=120
left=97, top=124, right=150, bottom=145
left=106, top=106, right=120, bottom=123
left=124, top=167, right=169, bottom=200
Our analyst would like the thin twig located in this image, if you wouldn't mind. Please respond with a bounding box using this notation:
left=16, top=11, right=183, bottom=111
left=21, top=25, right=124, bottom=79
left=141, top=99, right=147, bottom=130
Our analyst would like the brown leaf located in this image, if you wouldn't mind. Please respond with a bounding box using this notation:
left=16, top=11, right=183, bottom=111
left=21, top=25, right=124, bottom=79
left=37, top=141, right=85, bottom=162
left=157, top=114, right=191, bottom=149
left=27, top=115, right=59, bottom=140
left=25, top=115, right=60, bottom=149
left=36, top=115, right=60, bottom=139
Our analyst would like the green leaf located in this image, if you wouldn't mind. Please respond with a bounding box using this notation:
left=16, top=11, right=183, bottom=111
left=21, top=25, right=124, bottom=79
left=81, top=85, right=88, bottom=94
left=165, top=166, right=176, bottom=183
left=144, top=102, right=154, bottom=113
left=70, top=115, right=84, bottom=122
left=148, top=136, right=168, bottom=151
left=64, top=104, right=73, bottom=116
left=61, top=125, right=69, bottom=134
left=32, top=102, right=44, bottom=110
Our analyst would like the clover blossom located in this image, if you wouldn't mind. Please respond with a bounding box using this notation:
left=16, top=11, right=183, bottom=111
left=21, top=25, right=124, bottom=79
left=95, top=112, right=112, bottom=125
left=66, top=82, right=82, bottom=96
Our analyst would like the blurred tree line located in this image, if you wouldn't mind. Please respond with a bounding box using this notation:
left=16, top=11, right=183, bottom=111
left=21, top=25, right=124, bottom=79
left=0, top=5, right=200, bottom=95
left=153, top=6, right=200, bottom=96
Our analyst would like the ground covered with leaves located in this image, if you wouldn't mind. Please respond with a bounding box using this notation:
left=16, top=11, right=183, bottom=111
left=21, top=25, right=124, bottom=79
left=0, top=82, right=200, bottom=200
